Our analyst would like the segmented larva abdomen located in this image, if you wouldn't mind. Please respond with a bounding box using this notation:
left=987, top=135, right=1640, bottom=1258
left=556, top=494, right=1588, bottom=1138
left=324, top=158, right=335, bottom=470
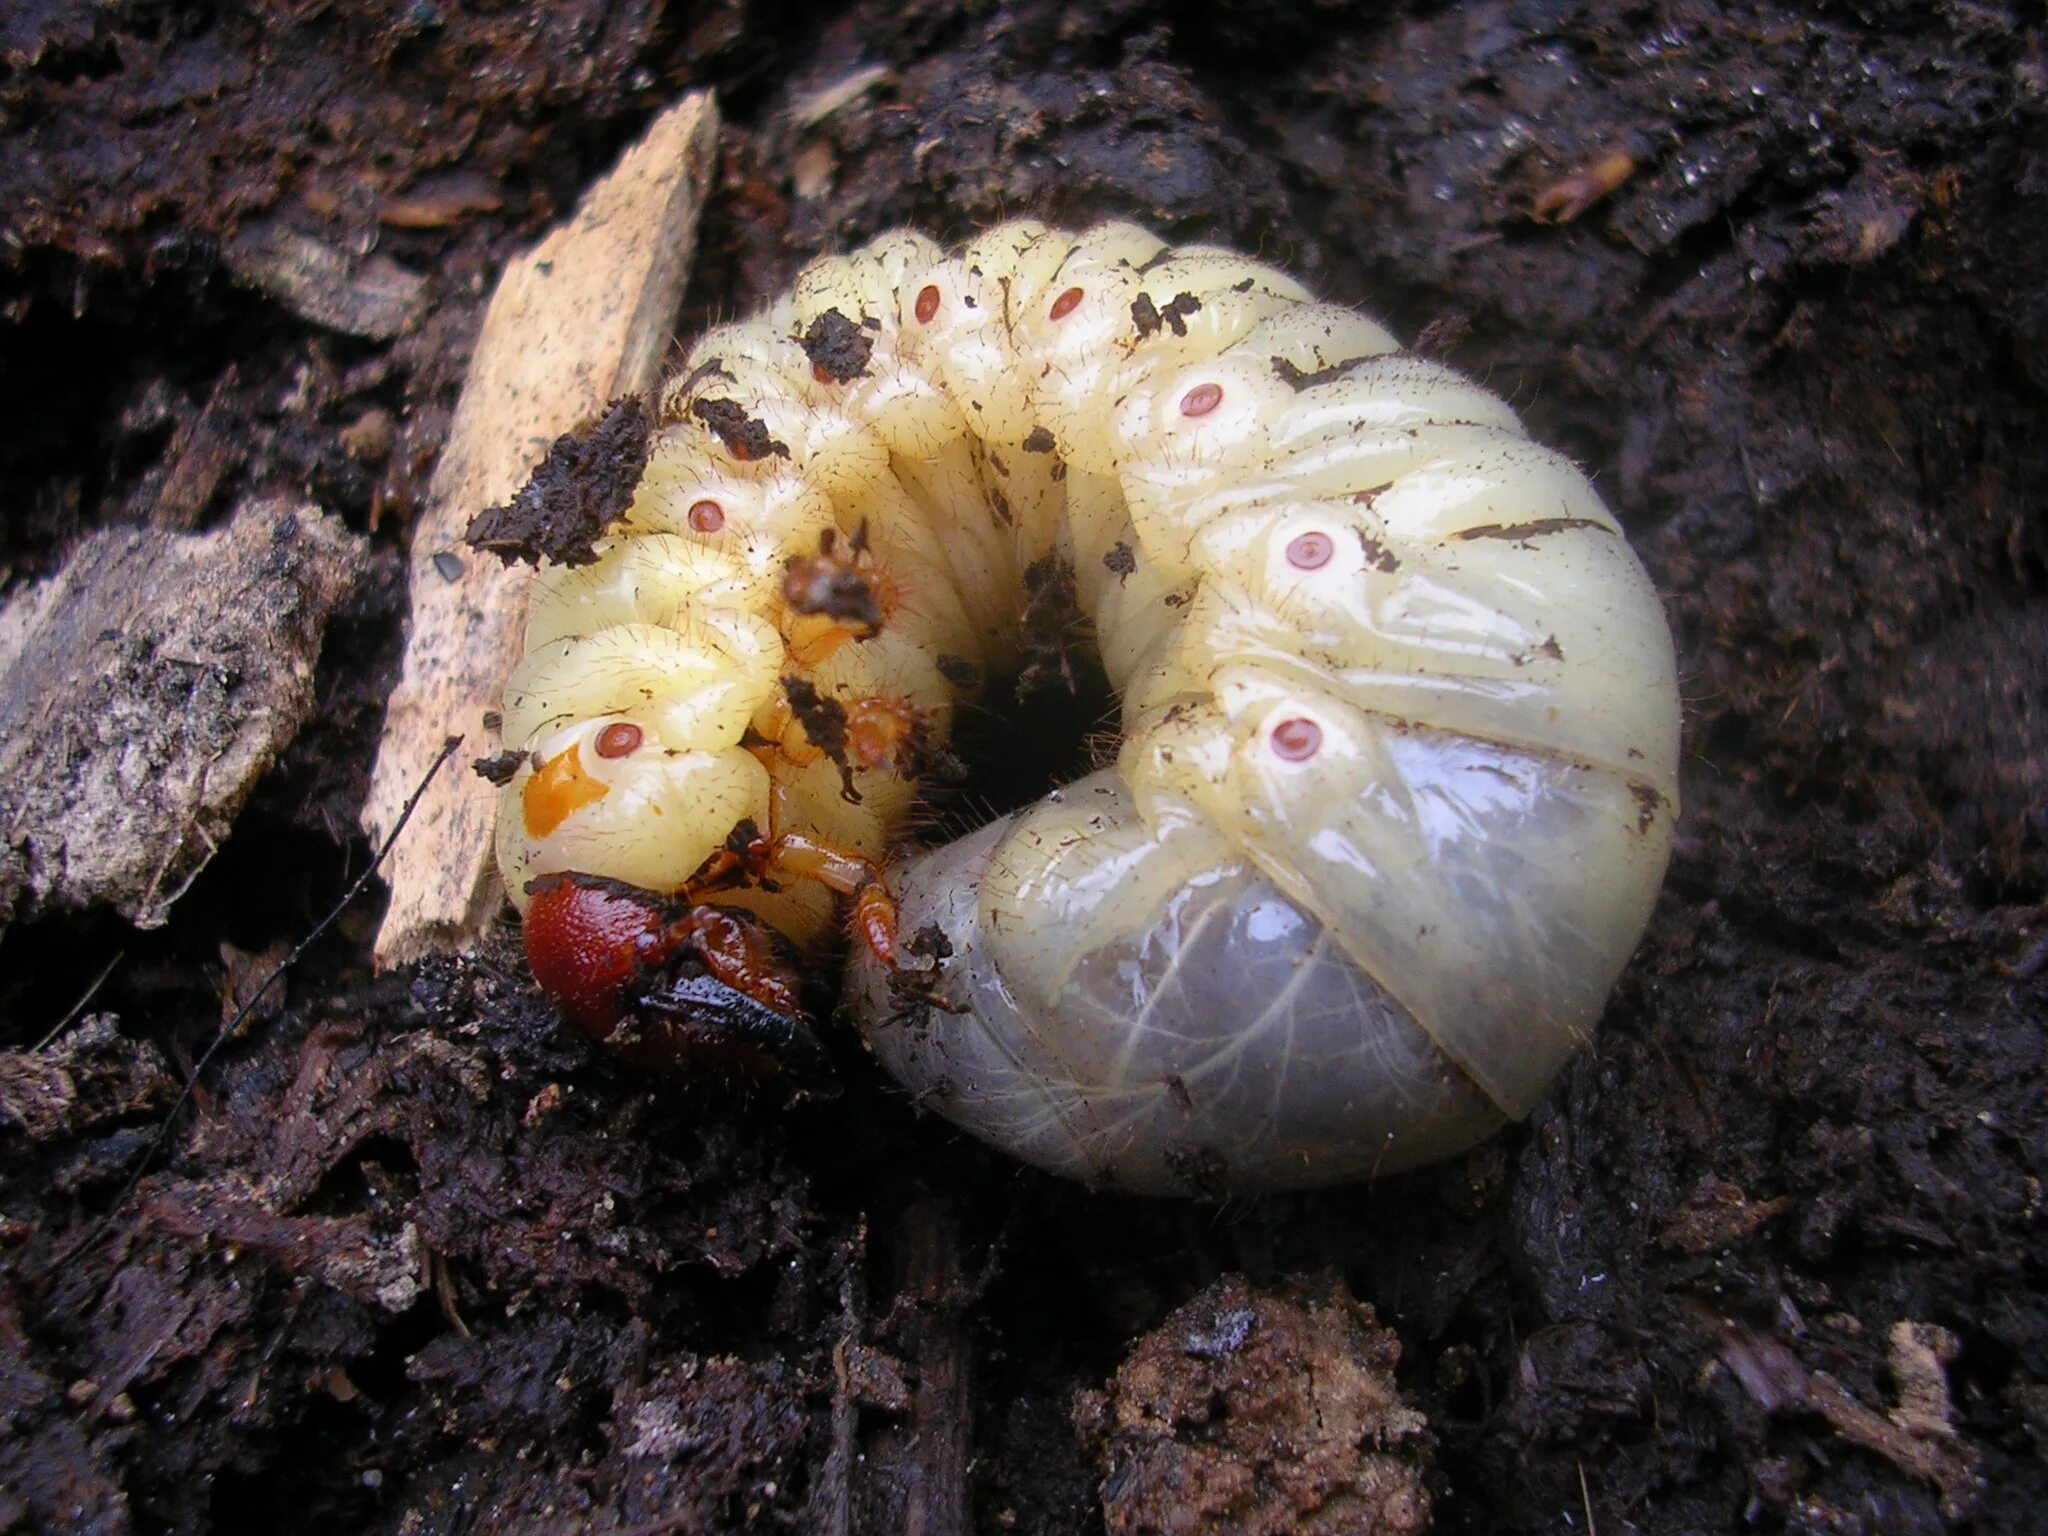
left=494, top=221, right=1681, bottom=1195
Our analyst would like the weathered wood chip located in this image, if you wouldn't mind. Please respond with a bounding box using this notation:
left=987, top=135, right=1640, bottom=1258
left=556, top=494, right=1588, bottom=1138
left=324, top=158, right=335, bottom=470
left=0, top=499, right=362, bottom=933
left=225, top=221, right=430, bottom=341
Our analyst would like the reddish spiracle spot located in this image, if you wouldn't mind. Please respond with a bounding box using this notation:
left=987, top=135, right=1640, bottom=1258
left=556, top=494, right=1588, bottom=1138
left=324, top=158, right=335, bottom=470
left=687, top=499, right=725, bottom=534
left=812, top=361, right=835, bottom=384
left=594, top=722, right=643, bottom=759
left=1270, top=717, right=1323, bottom=762
left=1286, top=531, right=1334, bottom=570
left=914, top=284, right=941, bottom=324
left=521, top=875, right=672, bottom=1041
left=1179, top=381, right=1224, bottom=417
left=1049, top=286, right=1086, bottom=320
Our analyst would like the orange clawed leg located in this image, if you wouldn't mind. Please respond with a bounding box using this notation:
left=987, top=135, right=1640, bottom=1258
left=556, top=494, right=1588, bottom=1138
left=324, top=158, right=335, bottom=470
left=850, top=881, right=904, bottom=970
left=765, top=826, right=904, bottom=970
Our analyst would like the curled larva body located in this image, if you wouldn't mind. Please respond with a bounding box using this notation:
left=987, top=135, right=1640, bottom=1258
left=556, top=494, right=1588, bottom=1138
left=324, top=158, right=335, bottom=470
left=492, top=220, right=1681, bottom=1195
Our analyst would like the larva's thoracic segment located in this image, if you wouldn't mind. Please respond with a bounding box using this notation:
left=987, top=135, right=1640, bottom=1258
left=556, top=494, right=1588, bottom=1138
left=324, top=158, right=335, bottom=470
left=493, top=220, right=1681, bottom=1195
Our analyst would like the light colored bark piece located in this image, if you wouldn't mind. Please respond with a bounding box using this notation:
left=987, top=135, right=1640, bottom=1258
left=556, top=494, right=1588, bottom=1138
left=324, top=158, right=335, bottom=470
left=226, top=221, right=430, bottom=341
left=0, top=499, right=362, bottom=932
left=361, top=92, right=720, bottom=968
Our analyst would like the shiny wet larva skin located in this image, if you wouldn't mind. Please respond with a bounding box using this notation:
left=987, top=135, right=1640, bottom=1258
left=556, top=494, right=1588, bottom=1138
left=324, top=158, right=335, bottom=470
left=493, top=221, right=1682, bottom=1196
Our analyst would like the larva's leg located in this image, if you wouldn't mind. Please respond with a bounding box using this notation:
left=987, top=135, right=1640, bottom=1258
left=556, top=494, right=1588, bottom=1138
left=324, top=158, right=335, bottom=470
left=783, top=615, right=866, bottom=670
left=761, top=825, right=903, bottom=970
left=675, top=778, right=903, bottom=967
left=849, top=882, right=903, bottom=972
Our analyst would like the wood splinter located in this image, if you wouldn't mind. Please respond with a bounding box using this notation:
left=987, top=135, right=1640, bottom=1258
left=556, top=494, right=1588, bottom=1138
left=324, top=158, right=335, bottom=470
left=359, top=92, right=720, bottom=968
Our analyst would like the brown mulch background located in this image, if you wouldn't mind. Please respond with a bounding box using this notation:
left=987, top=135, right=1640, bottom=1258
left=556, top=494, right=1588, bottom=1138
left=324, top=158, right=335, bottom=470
left=2, top=2, right=2043, bottom=1531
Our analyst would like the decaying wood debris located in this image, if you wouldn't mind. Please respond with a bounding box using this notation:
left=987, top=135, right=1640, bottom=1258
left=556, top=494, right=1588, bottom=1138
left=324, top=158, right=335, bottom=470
left=1075, top=1274, right=1433, bottom=1535
left=0, top=498, right=360, bottom=935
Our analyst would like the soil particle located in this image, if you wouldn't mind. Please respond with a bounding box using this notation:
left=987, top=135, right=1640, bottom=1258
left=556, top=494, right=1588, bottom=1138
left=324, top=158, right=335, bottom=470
left=1129, top=290, right=1200, bottom=340
left=0, top=1014, right=172, bottom=1144
left=404, top=1336, right=811, bottom=1533
left=1015, top=553, right=1083, bottom=703
left=1075, top=1274, right=1432, bottom=1535
left=463, top=395, right=653, bottom=568
left=781, top=676, right=852, bottom=765
left=690, top=394, right=791, bottom=461
left=800, top=306, right=876, bottom=382
left=470, top=748, right=526, bottom=788
left=780, top=537, right=886, bottom=632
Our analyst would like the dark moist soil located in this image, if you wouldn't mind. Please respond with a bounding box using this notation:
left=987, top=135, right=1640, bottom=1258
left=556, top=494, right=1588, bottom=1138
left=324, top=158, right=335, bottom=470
left=3, top=2, right=2045, bottom=1533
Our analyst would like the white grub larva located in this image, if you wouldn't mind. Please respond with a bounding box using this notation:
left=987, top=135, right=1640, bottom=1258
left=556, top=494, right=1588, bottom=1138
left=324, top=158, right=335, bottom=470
left=491, top=221, right=1681, bottom=1196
